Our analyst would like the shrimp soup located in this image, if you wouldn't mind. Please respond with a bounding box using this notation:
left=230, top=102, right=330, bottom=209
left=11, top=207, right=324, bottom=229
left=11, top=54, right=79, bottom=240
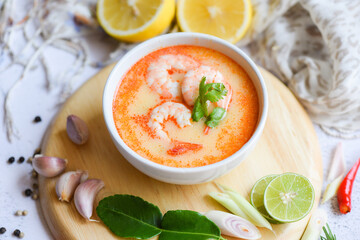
left=113, top=45, right=259, bottom=168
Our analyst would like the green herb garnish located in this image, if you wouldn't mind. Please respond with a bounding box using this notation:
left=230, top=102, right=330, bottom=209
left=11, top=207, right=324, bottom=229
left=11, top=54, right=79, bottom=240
left=96, top=194, right=223, bottom=240
left=321, top=223, right=336, bottom=240
left=205, top=107, right=226, bottom=128
left=191, top=77, right=228, bottom=128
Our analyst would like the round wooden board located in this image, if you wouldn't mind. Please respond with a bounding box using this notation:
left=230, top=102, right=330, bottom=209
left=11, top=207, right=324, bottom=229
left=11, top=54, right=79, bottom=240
left=39, top=64, right=323, bottom=240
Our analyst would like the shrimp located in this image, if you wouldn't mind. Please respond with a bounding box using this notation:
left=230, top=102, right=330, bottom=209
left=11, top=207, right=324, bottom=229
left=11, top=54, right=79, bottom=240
left=181, top=65, right=232, bottom=110
left=147, top=54, right=200, bottom=99
left=182, top=65, right=232, bottom=134
left=148, top=102, right=192, bottom=140
left=148, top=102, right=203, bottom=154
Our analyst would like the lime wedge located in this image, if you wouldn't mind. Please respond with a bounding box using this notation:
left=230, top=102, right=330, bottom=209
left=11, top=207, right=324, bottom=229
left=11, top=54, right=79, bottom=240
left=250, top=174, right=280, bottom=223
left=264, top=173, right=315, bottom=223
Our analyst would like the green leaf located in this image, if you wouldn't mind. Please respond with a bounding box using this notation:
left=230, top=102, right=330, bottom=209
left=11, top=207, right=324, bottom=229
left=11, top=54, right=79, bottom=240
left=192, top=98, right=204, bottom=122
left=199, top=76, right=207, bottom=96
left=206, top=83, right=227, bottom=95
left=205, top=90, right=224, bottom=103
left=205, top=107, right=226, bottom=128
left=321, top=223, right=336, bottom=240
left=96, top=194, right=162, bottom=239
left=204, top=84, right=227, bottom=103
left=191, top=76, right=228, bottom=124
left=159, top=210, right=222, bottom=240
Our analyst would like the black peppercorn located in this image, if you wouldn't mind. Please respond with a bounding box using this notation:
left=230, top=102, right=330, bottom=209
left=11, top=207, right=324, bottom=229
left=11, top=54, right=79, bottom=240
left=13, top=229, right=20, bottom=237
left=18, top=156, right=25, bottom=163
left=0, top=227, right=6, bottom=234
left=7, top=157, right=15, bottom=164
left=33, top=116, right=42, bottom=123
left=24, top=189, right=32, bottom=197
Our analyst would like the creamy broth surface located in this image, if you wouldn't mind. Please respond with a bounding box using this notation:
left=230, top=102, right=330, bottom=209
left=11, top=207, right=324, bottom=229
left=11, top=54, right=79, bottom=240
left=113, top=45, right=259, bottom=168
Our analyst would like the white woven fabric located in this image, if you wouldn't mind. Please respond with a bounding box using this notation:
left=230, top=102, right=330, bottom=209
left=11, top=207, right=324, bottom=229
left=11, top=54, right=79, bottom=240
left=237, top=0, right=360, bottom=138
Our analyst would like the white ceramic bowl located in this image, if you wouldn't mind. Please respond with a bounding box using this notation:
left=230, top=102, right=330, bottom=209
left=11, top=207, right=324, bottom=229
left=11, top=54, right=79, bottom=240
left=103, top=32, right=268, bottom=185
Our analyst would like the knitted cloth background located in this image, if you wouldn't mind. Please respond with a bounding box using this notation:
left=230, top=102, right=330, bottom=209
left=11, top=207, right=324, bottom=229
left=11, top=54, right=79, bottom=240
left=237, top=0, right=360, bottom=138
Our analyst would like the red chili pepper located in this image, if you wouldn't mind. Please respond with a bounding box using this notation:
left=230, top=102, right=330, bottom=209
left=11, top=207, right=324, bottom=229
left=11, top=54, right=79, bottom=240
left=167, top=141, right=203, bottom=156
left=337, top=158, right=360, bottom=214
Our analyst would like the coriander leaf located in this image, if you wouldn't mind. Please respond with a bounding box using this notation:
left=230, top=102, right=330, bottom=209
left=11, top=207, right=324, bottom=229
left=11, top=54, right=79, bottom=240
left=207, top=82, right=226, bottom=93
left=205, top=89, right=225, bottom=103
left=199, top=76, right=207, bottom=96
left=191, top=76, right=228, bottom=127
left=96, top=194, right=162, bottom=239
left=159, top=210, right=222, bottom=240
left=192, top=98, right=204, bottom=122
left=203, top=83, right=213, bottom=94
left=202, top=99, right=209, bottom=117
left=204, top=83, right=227, bottom=100
left=205, top=107, right=226, bottom=128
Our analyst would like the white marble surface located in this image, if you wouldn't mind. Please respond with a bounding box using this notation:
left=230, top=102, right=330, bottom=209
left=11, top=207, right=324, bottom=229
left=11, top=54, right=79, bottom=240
left=1, top=38, right=360, bottom=240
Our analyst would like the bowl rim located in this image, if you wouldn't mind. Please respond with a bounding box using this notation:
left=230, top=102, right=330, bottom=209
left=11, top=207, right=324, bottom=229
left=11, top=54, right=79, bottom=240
left=103, top=32, right=268, bottom=174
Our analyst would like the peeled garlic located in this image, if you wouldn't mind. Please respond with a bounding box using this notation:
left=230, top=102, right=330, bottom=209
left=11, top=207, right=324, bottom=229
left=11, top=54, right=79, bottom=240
left=56, top=171, right=88, bottom=202
left=66, top=114, right=89, bottom=145
left=74, top=179, right=104, bottom=221
left=32, top=155, right=67, bottom=177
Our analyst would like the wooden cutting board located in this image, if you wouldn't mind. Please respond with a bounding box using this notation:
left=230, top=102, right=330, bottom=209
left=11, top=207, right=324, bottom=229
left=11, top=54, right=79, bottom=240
left=39, top=64, right=323, bottom=240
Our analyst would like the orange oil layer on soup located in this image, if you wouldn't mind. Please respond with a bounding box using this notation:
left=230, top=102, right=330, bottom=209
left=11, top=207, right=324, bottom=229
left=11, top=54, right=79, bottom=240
left=113, top=45, right=259, bottom=168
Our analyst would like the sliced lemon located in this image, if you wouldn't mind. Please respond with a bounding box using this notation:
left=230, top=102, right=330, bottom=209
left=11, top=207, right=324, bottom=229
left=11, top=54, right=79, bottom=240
left=177, top=0, right=252, bottom=43
left=97, top=0, right=175, bottom=42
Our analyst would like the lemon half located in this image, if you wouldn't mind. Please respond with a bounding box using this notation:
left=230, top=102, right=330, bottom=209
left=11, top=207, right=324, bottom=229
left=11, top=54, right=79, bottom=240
left=97, top=0, right=175, bottom=42
left=177, top=0, right=252, bottom=43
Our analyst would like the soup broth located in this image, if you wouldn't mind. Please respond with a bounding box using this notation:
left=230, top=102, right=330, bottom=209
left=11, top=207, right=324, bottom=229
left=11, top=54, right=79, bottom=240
left=113, top=45, right=259, bottom=168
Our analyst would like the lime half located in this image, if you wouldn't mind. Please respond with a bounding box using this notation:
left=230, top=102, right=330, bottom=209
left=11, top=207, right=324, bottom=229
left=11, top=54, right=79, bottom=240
left=250, top=174, right=279, bottom=223
left=264, top=173, right=315, bottom=223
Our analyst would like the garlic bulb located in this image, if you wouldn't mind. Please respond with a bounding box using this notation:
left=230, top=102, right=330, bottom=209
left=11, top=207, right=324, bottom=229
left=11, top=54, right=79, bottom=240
left=32, top=155, right=67, bottom=177
left=56, top=171, right=88, bottom=202
left=74, top=179, right=104, bottom=221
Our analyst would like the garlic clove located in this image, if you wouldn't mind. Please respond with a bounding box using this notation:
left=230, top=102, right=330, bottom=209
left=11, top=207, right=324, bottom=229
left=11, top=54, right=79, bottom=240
left=66, top=114, right=89, bottom=145
left=56, top=171, right=88, bottom=202
left=74, top=179, right=104, bottom=221
left=32, top=156, right=67, bottom=177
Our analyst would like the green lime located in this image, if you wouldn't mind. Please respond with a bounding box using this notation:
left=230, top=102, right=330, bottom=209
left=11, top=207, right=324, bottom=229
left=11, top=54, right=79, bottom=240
left=250, top=174, right=280, bottom=224
left=264, top=173, right=315, bottom=223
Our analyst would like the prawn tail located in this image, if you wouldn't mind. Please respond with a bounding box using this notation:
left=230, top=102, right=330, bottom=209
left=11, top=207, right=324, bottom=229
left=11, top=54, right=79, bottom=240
left=204, top=126, right=210, bottom=135
left=167, top=141, right=203, bottom=156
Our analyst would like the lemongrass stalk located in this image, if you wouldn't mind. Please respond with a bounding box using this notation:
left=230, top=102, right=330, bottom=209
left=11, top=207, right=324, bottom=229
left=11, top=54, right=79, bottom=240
left=301, top=209, right=327, bottom=240
left=216, top=183, right=273, bottom=229
left=327, top=142, right=346, bottom=181
left=226, top=190, right=272, bottom=230
left=209, top=192, right=248, bottom=219
left=216, top=183, right=234, bottom=192
left=321, top=175, right=344, bottom=204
